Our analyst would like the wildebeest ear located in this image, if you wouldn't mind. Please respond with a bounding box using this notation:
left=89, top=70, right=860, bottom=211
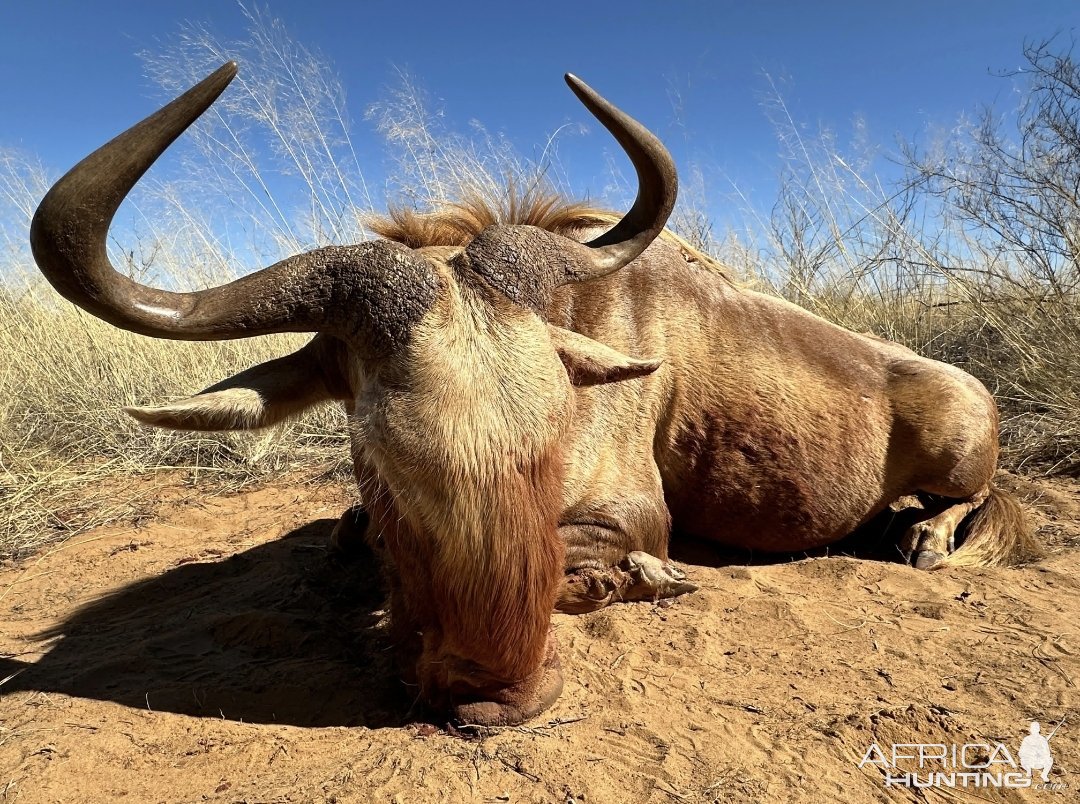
left=548, top=325, right=662, bottom=387
left=125, top=336, right=351, bottom=431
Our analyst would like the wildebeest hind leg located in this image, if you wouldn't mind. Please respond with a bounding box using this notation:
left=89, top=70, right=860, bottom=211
left=899, top=488, right=989, bottom=569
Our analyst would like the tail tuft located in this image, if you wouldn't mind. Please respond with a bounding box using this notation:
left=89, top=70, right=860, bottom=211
left=938, top=485, right=1042, bottom=568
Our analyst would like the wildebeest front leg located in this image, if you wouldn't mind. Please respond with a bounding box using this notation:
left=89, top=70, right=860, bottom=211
left=556, top=520, right=697, bottom=614
left=556, top=553, right=698, bottom=613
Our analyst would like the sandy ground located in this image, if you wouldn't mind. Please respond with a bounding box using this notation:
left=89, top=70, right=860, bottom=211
left=1, top=472, right=1078, bottom=803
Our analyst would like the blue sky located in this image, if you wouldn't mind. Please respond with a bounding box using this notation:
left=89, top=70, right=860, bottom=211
left=2, top=1, right=1078, bottom=236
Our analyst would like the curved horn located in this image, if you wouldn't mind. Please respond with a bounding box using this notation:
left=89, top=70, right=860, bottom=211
left=31, top=62, right=432, bottom=345
left=564, top=73, right=678, bottom=280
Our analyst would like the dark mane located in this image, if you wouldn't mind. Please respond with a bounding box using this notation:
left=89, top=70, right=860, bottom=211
left=368, top=191, right=738, bottom=283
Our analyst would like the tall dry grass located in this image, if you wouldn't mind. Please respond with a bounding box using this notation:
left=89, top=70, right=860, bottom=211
left=2, top=14, right=1078, bottom=560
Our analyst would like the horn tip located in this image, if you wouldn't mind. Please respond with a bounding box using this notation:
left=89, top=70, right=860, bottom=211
left=202, top=61, right=239, bottom=90
left=197, top=61, right=238, bottom=98
left=564, top=73, right=599, bottom=107
left=564, top=73, right=587, bottom=93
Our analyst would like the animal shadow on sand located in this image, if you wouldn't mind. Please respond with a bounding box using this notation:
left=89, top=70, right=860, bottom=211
left=0, top=520, right=413, bottom=728
left=1, top=508, right=923, bottom=727
left=669, top=504, right=930, bottom=568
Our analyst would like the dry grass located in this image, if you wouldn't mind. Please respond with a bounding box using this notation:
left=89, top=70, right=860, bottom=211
left=2, top=16, right=1079, bottom=560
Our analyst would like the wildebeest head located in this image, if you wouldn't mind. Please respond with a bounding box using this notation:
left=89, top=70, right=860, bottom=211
left=30, top=62, right=677, bottom=725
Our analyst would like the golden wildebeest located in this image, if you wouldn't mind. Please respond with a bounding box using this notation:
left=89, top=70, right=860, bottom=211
left=31, top=63, right=1038, bottom=726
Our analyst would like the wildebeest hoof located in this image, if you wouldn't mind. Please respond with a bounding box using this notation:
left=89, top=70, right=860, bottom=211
left=901, top=514, right=958, bottom=569
left=621, top=551, right=698, bottom=600
left=913, top=550, right=946, bottom=570
left=556, top=567, right=630, bottom=614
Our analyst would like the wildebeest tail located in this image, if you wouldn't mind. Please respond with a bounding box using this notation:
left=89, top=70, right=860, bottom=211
left=939, top=485, right=1042, bottom=568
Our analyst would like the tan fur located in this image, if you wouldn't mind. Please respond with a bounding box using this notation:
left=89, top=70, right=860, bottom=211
left=126, top=387, right=276, bottom=430
left=368, top=192, right=611, bottom=248
left=536, top=223, right=1032, bottom=570
left=328, top=264, right=610, bottom=715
